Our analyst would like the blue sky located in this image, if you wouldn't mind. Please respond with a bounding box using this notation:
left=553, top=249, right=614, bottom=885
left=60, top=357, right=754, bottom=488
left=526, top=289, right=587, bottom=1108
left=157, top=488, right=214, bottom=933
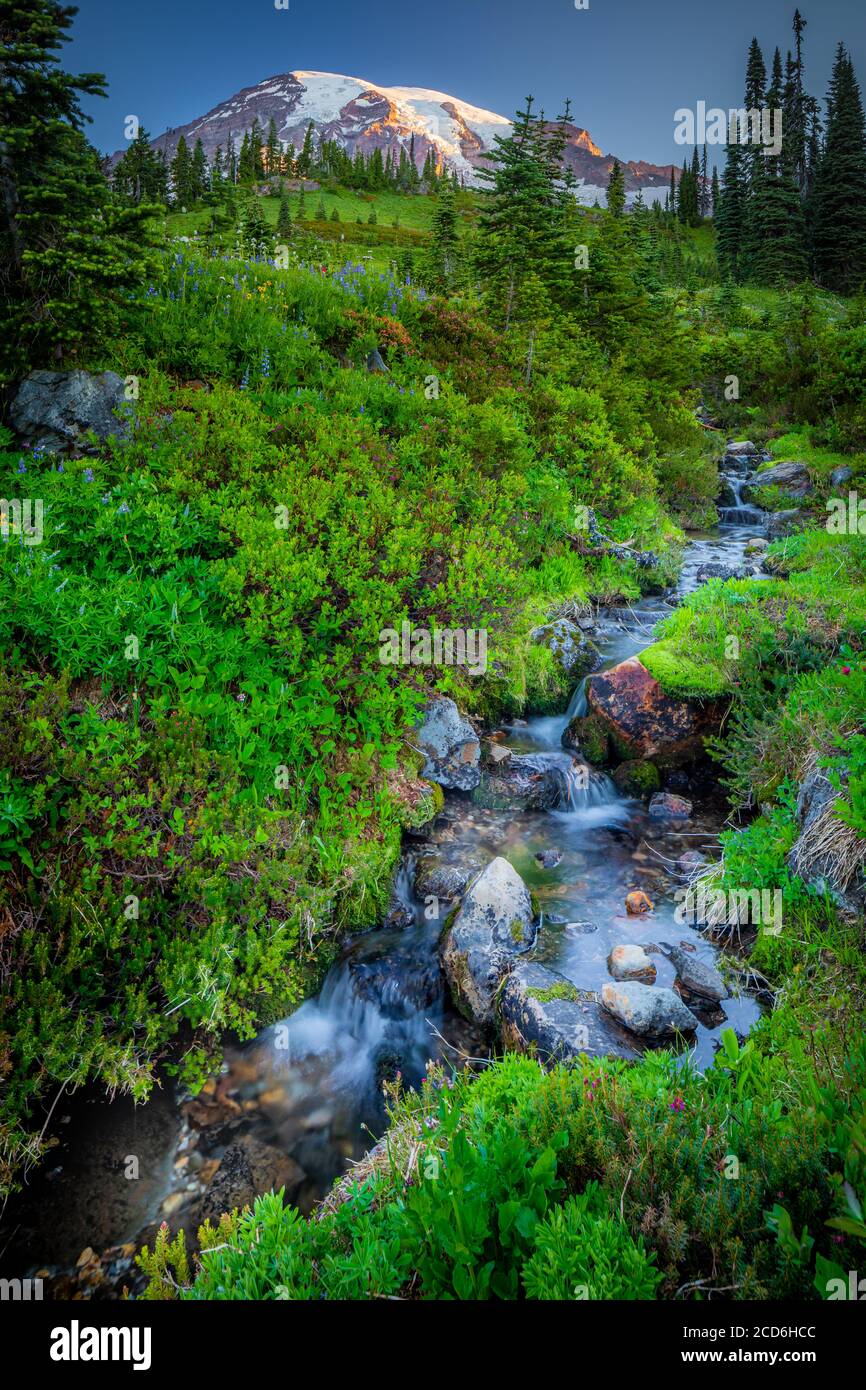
left=68, top=0, right=866, bottom=167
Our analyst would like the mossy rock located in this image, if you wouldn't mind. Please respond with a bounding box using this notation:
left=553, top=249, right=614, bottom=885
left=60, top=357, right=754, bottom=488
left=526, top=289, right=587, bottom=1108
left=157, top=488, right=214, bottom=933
left=640, top=641, right=732, bottom=700
left=562, top=712, right=610, bottom=764
left=523, top=643, right=573, bottom=716
left=612, top=760, right=662, bottom=798
left=526, top=980, right=579, bottom=1004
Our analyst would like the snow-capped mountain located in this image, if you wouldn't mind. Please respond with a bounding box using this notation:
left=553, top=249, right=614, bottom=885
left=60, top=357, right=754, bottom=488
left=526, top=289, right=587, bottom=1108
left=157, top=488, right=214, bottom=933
left=140, top=70, right=674, bottom=203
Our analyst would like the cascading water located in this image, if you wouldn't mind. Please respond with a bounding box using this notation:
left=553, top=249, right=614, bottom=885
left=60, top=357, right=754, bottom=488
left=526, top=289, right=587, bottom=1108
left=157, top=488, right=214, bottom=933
left=0, top=471, right=769, bottom=1289
left=717, top=452, right=770, bottom=527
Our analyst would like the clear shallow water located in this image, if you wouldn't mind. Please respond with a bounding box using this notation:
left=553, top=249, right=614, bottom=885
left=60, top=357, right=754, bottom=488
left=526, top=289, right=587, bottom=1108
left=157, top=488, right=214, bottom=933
left=1, top=524, right=766, bottom=1285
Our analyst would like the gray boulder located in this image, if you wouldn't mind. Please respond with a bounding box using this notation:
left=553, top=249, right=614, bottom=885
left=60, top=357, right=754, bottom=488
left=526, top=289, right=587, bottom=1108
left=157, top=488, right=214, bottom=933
left=198, top=1135, right=305, bottom=1224
left=413, top=856, right=475, bottom=902
left=725, top=441, right=759, bottom=457
left=531, top=619, right=599, bottom=679
left=648, top=792, right=693, bottom=820
left=500, top=961, right=638, bottom=1061
left=658, top=941, right=726, bottom=1002
left=414, top=697, right=480, bottom=791
left=10, top=369, right=133, bottom=454
left=601, top=981, right=699, bottom=1039
left=765, top=509, right=803, bottom=538
left=440, top=856, right=535, bottom=1026
left=829, top=465, right=854, bottom=489
left=744, top=537, right=769, bottom=556
left=472, top=750, right=575, bottom=812
left=696, top=562, right=750, bottom=585
left=745, top=461, right=812, bottom=500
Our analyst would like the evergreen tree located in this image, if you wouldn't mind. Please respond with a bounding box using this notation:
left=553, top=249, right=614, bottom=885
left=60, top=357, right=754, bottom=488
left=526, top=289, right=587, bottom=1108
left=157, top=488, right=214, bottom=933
left=747, top=48, right=808, bottom=283
left=315, top=196, right=326, bottom=220
left=276, top=190, right=293, bottom=238
left=668, top=164, right=677, bottom=218
left=112, top=127, right=167, bottom=204
left=474, top=95, right=569, bottom=329
left=423, top=179, right=462, bottom=290
left=711, top=164, right=720, bottom=216
left=699, top=144, right=709, bottom=217
left=744, top=36, right=768, bottom=188
left=237, top=132, right=253, bottom=183
left=190, top=138, right=208, bottom=203
left=678, top=149, right=701, bottom=225
left=226, top=134, right=238, bottom=184
left=715, top=124, right=747, bottom=280
left=248, top=117, right=265, bottom=181
left=406, top=134, right=421, bottom=193
left=265, top=116, right=281, bottom=176
left=0, top=0, right=159, bottom=377
left=606, top=158, right=625, bottom=217
left=296, top=122, right=315, bottom=178
left=811, top=44, right=866, bottom=293
left=170, top=134, right=193, bottom=207
left=368, top=147, right=385, bottom=189
left=237, top=192, right=271, bottom=259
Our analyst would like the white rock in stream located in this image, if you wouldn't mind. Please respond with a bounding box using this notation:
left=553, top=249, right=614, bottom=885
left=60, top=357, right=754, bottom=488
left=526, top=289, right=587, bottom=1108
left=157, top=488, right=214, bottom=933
left=607, top=944, right=656, bottom=983
left=414, top=697, right=480, bottom=791
left=601, top=981, right=698, bottom=1038
left=440, top=856, right=535, bottom=1026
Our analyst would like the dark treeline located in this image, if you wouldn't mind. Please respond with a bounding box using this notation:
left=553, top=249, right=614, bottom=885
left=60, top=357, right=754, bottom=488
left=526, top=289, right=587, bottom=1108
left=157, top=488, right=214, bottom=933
left=110, top=115, right=460, bottom=212
left=715, top=9, right=866, bottom=291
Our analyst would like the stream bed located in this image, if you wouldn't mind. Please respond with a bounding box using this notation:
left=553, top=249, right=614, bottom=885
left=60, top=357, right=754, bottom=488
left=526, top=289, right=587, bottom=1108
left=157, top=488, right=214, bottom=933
left=0, top=521, right=767, bottom=1297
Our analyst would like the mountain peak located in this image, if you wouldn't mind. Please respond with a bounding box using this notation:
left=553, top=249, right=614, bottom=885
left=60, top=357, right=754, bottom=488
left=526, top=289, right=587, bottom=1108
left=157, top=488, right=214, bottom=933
left=142, top=70, right=674, bottom=202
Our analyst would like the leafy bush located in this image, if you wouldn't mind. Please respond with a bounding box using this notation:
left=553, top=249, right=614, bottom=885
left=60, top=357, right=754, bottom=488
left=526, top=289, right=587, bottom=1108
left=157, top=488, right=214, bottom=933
left=522, top=1183, right=662, bottom=1300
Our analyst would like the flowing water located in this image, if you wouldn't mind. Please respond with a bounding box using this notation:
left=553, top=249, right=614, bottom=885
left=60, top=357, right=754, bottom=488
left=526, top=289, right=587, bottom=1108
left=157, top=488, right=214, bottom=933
left=0, top=519, right=769, bottom=1293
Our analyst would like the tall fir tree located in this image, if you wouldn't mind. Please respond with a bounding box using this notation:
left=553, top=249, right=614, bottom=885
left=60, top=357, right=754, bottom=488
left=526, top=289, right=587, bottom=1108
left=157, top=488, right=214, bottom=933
left=715, top=130, right=747, bottom=280
left=0, top=0, right=160, bottom=378
left=170, top=134, right=193, bottom=207
left=475, top=96, right=567, bottom=330
left=190, top=137, right=208, bottom=203
left=423, top=179, right=462, bottom=290
left=811, top=44, right=866, bottom=294
left=276, top=190, right=293, bottom=239
left=265, top=116, right=281, bottom=176
left=699, top=143, right=709, bottom=217
left=112, top=127, right=167, bottom=204
left=747, top=48, right=808, bottom=283
left=606, top=158, right=626, bottom=217
left=296, top=122, right=315, bottom=178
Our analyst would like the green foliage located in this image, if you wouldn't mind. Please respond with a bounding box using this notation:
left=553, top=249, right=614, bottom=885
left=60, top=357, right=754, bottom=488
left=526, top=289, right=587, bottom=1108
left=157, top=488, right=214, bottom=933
left=522, top=1184, right=662, bottom=1300
left=0, top=0, right=162, bottom=380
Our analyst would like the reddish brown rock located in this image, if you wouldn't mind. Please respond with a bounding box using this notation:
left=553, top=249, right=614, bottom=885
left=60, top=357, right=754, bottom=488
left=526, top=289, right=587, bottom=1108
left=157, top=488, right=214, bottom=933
left=585, top=658, right=725, bottom=768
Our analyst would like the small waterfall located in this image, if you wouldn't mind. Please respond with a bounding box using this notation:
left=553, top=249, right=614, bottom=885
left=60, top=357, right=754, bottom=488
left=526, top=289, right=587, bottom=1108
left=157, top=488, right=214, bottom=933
left=552, top=756, right=632, bottom=829
left=717, top=469, right=766, bottom=527
left=267, top=923, right=444, bottom=1104
left=522, top=675, right=589, bottom=748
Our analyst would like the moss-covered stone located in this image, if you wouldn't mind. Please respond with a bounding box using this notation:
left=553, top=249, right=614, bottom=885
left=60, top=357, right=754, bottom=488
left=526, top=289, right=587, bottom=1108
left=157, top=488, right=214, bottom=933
left=612, top=760, right=662, bottom=798
left=526, top=980, right=579, bottom=1004
left=562, top=712, right=610, bottom=765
